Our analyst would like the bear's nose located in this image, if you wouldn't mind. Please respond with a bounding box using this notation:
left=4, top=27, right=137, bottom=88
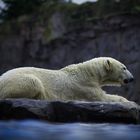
left=123, top=79, right=129, bottom=84
left=124, top=77, right=134, bottom=84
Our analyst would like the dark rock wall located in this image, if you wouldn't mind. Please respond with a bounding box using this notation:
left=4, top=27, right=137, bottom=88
left=0, top=13, right=140, bottom=103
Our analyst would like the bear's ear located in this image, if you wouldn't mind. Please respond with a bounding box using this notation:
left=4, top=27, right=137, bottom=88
left=104, top=59, right=112, bottom=71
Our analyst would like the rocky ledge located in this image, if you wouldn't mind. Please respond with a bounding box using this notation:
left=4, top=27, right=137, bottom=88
left=0, top=99, right=139, bottom=124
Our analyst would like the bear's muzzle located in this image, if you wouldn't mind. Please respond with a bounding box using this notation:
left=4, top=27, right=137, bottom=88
left=123, top=69, right=134, bottom=84
left=123, top=77, right=134, bottom=84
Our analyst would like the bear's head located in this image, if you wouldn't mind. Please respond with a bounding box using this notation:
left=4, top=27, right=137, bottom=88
left=99, top=57, right=134, bottom=87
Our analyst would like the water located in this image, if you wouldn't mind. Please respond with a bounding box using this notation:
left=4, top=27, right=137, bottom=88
left=0, top=120, right=140, bottom=140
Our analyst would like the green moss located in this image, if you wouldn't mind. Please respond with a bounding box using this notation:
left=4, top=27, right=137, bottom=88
left=43, top=20, right=53, bottom=42
left=0, top=0, right=140, bottom=40
left=134, top=6, right=140, bottom=12
left=0, top=19, right=20, bottom=36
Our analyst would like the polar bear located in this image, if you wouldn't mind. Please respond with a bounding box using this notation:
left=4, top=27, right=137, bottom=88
left=0, top=57, right=134, bottom=102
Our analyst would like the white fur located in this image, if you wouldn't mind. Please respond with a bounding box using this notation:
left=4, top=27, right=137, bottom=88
left=0, top=57, right=133, bottom=102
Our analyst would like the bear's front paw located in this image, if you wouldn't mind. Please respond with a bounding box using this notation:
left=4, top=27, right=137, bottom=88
left=127, top=101, right=139, bottom=107
left=119, top=98, right=138, bottom=107
left=119, top=97, right=129, bottom=102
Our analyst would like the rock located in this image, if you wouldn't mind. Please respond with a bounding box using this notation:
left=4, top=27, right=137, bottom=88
left=0, top=99, right=139, bottom=124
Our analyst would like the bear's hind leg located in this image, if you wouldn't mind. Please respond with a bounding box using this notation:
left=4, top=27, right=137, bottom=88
left=0, top=74, right=46, bottom=99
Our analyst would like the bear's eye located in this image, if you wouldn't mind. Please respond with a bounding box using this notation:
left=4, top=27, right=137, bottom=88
left=123, top=67, right=126, bottom=70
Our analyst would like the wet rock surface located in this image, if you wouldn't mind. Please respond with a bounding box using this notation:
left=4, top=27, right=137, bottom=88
left=0, top=99, right=139, bottom=124
left=0, top=120, right=140, bottom=140
left=1, top=120, right=140, bottom=140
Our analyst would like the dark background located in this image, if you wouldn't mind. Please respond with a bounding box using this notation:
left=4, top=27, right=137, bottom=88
left=0, top=0, right=140, bottom=103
